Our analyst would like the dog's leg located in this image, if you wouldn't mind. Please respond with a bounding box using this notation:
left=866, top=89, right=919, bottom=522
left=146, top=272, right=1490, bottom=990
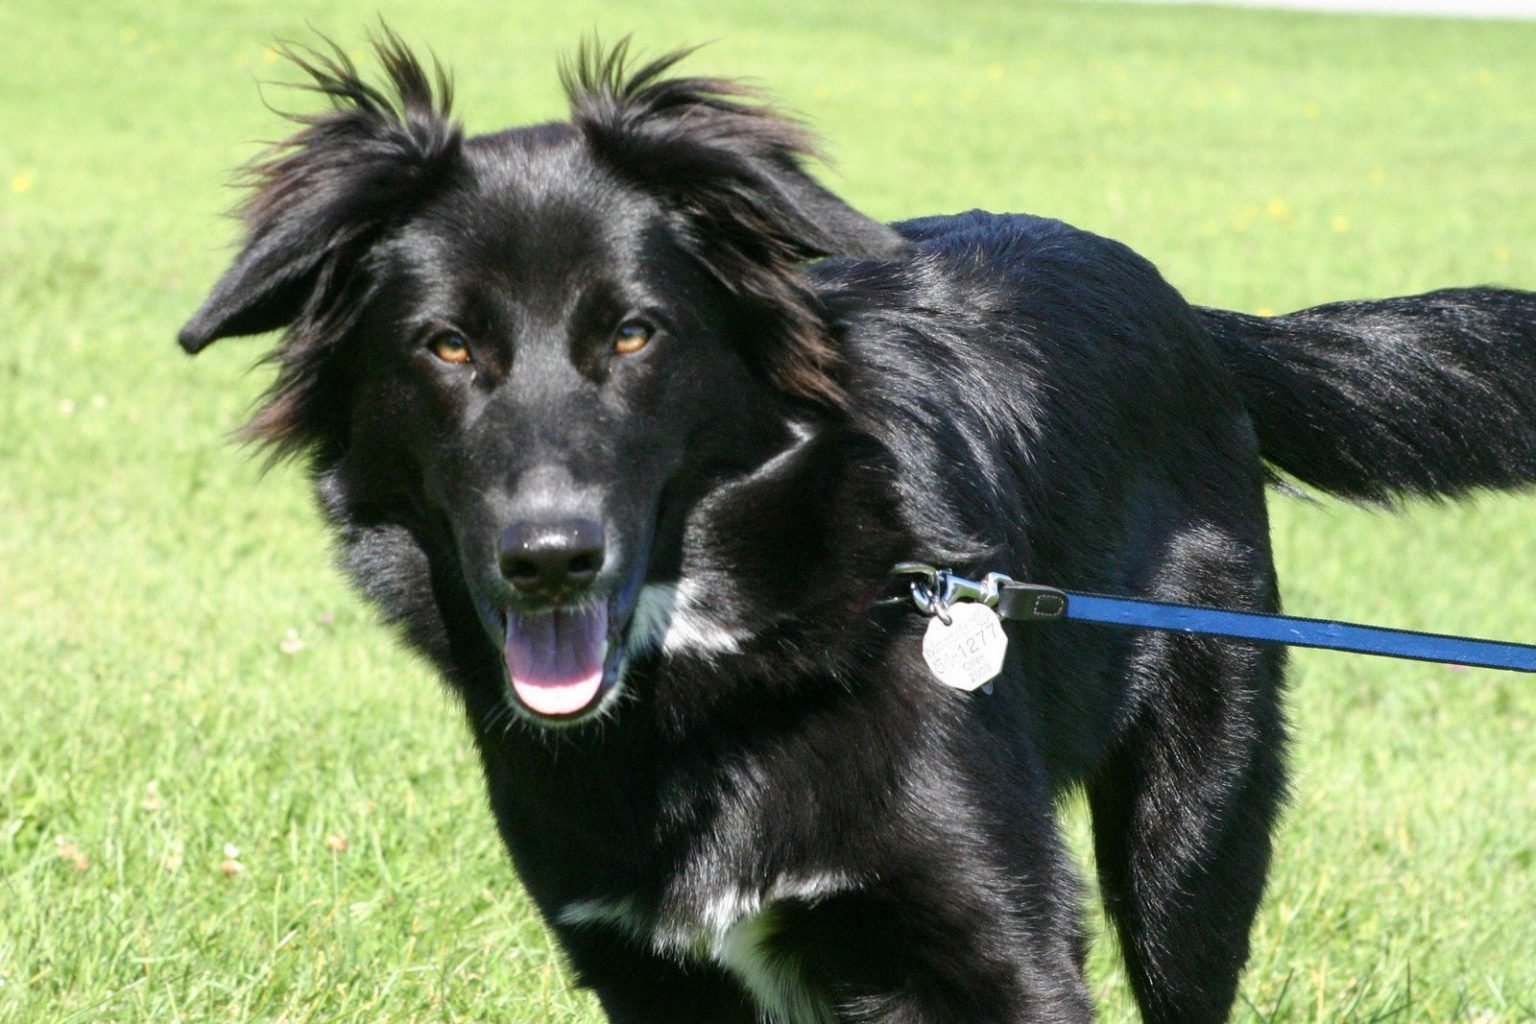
left=755, top=861, right=1093, bottom=1022
left=1087, top=628, right=1288, bottom=1023
left=560, top=882, right=1090, bottom=1022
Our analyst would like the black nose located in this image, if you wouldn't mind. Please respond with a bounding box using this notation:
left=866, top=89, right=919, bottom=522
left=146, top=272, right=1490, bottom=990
left=498, top=518, right=606, bottom=599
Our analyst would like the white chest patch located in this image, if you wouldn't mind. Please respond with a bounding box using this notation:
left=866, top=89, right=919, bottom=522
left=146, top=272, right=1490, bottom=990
left=716, top=907, right=836, bottom=1024
left=557, top=873, right=849, bottom=1023
left=629, top=581, right=753, bottom=659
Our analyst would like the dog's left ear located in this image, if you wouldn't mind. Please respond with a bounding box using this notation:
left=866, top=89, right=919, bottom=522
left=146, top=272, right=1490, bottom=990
left=565, top=43, right=905, bottom=405
left=565, top=42, right=904, bottom=264
left=179, top=31, right=461, bottom=355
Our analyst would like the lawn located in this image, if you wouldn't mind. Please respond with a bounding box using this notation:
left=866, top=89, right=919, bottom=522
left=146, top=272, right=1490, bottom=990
left=2, top=0, right=1535, bottom=1020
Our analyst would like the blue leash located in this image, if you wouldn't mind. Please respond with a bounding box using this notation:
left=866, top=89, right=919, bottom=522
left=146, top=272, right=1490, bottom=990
left=893, top=563, right=1536, bottom=673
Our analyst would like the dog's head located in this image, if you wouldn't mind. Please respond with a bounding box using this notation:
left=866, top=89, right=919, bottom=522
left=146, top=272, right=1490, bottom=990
left=180, top=32, right=905, bottom=726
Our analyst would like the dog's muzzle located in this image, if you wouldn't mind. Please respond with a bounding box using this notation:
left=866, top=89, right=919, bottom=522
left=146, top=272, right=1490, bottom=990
left=492, top=516, right=628, bottom=721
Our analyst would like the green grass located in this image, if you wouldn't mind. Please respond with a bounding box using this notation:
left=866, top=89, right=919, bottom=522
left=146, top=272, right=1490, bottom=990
left=3, top=0, right=1536, bottom=1020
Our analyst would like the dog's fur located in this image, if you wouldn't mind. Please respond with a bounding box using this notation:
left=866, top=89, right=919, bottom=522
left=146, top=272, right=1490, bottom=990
left=179, top=35, right=1536, bottom=1023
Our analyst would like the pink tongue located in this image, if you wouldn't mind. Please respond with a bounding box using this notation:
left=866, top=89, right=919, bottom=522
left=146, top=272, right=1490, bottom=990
left=504, top=605, right=609, bottom=717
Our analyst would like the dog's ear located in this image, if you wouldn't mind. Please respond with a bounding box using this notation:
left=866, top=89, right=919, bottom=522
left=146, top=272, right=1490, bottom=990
left=564, top=41, right=905, bottom=405
left=178, top=30, right=461, bottom=354
left=563, top=41, right=904, bottom=264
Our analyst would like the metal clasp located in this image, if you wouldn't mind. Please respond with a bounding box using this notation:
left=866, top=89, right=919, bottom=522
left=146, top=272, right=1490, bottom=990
left=889, top=562, right=1015, bottom=626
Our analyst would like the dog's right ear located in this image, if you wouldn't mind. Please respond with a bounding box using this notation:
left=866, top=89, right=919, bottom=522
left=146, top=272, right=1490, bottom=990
left=178, top=31, right=461, bottom=354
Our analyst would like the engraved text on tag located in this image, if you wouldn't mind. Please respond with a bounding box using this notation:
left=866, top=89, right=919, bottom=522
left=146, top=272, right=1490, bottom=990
left=921, top=603, right=1008, bottom=691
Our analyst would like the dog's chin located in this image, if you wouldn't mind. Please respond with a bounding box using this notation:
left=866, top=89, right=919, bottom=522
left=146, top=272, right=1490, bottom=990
left=495, top=597, right=634, bottom=729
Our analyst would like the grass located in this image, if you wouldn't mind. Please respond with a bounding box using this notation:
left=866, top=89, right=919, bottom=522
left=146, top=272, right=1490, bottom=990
left=3, top=0, right=1535, bottom=1020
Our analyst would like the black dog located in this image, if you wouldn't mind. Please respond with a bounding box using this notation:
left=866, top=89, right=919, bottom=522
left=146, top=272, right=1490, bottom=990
left=179, top=34, right=1536, bottom=1023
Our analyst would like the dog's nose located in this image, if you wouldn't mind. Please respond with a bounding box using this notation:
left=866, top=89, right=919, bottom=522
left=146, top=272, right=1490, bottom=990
left=498, top=518, right=606, bottom=598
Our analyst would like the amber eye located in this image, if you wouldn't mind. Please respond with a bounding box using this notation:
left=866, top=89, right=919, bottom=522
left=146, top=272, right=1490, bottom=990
left=429, top=332, right=472, bottom=365
left=613, top=320, right=654, bottom=356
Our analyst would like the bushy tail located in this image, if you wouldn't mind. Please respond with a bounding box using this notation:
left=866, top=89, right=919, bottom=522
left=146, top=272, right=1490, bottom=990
left=1200, top=287, right=1536, bottom=503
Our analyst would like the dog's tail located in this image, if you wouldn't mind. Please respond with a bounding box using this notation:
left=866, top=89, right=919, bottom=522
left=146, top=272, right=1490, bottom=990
left=1199, top=287, right=1536, bottom=503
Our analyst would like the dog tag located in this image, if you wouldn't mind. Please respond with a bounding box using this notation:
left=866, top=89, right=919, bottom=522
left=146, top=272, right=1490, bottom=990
left=922, top=603, right=1008, bottom=691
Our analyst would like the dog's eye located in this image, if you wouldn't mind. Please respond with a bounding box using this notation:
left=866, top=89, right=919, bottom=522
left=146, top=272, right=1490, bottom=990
left=429, top=332, right=473, bottom=366
left=613, top=320, right=654, bottom=357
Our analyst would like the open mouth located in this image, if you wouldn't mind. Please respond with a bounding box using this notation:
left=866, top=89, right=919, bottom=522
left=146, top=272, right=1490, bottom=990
left=502, top=603, right=622, bottom=720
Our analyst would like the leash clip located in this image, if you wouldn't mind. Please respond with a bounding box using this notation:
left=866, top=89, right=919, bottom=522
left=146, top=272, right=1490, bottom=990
left=890, top=562, right=1070, bottom=625
left=889, top=562, right=1014, bottom=625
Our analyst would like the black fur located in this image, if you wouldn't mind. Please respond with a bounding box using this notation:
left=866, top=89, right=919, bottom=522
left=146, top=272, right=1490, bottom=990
left=180, top=34, right=1536, bottom=1023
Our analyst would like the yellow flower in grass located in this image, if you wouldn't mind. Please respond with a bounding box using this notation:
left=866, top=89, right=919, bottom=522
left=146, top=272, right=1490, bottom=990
left=55, top=837, right=90, bottom=872
left=10, top=170, right=35, bottom=194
